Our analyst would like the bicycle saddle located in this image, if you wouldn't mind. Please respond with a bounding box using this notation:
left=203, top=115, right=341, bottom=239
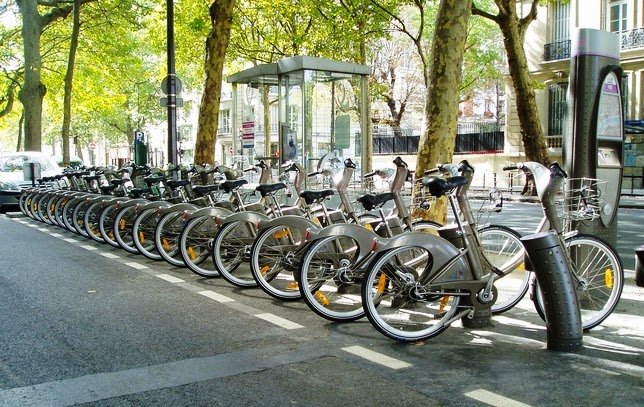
left=256, top=182, right=287, bottom=197
left=357, top=192, right=396, bottom=211
left=422, top=176, right=468, bottom=197
left=166, top=179, right=191, bottom=189
left=110, top=179, right=129, bottom=186
left=299, top=189, right=334, bottom=205
left=192, top=184, right=220, bottom=196
left=219, top=179, right=248, bottom=193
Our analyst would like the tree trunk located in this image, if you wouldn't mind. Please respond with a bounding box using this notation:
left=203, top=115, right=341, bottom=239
left=414, top=0, right=472, bottom=223
left=62, top=0, right=82, bottom=167
left=194, top=0, right=235, bottom=166
left=497, top=6, right=550, bottom=166
left=17, top=0, right=46, bottom=152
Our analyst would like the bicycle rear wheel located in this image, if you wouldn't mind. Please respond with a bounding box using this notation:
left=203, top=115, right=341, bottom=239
left=361, top=246, right=461, bottom=342
left=155, top=211, right=186, bottom=267
left=532, top=234, right=623, bottom=330
left=212, top=220, right=258, bottom=287
left=478, top=225, right=529, bottom=314
left=132, top=208, right=163, bottom=260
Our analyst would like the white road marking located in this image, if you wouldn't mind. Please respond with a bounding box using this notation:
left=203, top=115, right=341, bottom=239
left=100, top=252, right=120, bottom=259
left=254, top=313, right=304, bottom=330
left=80, top=245, right=97, bottom=251
left=464, top=389, right=532, bottom=407
left=155, top=274, right=184, bottom=283
left=38, top=228, right=49, bottom=232
left=64, top=238, right=79, bottom=243
left=198, top=290, right=235, bottom=303
left=341, top=346, right=412, bottom=369
left=50, top=233, right=63, bottom=237
left=124, top=262, right=148, bottom=270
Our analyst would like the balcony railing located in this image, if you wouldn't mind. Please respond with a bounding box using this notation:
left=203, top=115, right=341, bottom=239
left=543, top=39, right=571, bottom=61
left=621, top=28, right=644, bottom=50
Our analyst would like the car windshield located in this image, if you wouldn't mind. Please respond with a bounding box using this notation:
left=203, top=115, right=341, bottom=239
left=0, top=154, right=61, bottom=173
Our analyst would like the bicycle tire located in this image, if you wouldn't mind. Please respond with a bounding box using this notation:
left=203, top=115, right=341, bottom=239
left=212, top=220, right=258, bottom=287
left=84, top=201, right=106, bottom=243
left=154, top=211, right=187, bottom=267
left=249, top=224, right=306, bottom=301
left=113, top=206, right=140, bottom=254
left=72, top=199, right=93, bottom=238
left=477, top=225, right=529, bottom=314
left=531, top=234, right=624, bottom=331
left=361, top=245, right=461, bottom=342
left=132, top=208, right=163, bottom=260
left=297, top=234, right=365, bottom=321
left=98, top=203, right=121, bottom=247
left=180, top=216, right=220, bottom=277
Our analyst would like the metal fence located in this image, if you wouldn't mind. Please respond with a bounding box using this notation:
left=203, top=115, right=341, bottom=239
left=372, top=122, right=504, bottom=155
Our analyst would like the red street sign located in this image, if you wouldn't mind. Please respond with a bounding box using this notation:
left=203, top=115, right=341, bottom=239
left=88, top=142, right=97, bottom=151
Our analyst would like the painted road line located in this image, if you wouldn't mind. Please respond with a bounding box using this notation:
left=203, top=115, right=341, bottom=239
left=341, top=346, right=411, bottom=370
left=198, top=290, right=235, bottom=303
left=464, top=389, right=532, bottom=407
left=100, top=252, right=120, bottom=259
left=255, top=313, right=304, bottom=330
left=155, top=274, right=185, bottom=283
left=81, top=245, right=98, bottom=251
left=50, top=233, right=63, bottom=237
left=38, top=228, right=49, bottom=232
left=27, top=224, right=37, bottom=228
left=124, top=262, right=148, bottom=270
left=64, top=238, right=79, bottom=243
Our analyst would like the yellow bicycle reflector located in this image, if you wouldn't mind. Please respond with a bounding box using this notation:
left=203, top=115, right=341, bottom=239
left=139, top=231, right=145, bottom=243
left=377, top=274, right=387, bottom=294
left=315, top=291, right=330, bottom=305
left=260, top=265, right=270, bottom=275
left=518, top=263, right=525, bottom=272
left=605, top=268, right=613, bottom=289
left=109, top=232, right=115, bottom=239
left=163, top=239, right=171, bottom=250
left=364, top=223, right=373, bottom=231
left=274, top=229, right=288, bottom=239
left=188, top=246, right=196, bottom=260
left=119, top=219, right=126, bottom=230
left=439, top=296, right=449, bottom=312
left=287, top=282, right=299, bottom=290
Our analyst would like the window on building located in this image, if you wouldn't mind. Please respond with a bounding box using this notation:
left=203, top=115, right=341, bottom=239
left=219, top=109, right=231, bottom=134
left=551, top=1, right=570, bottom=42
left=548, top=83, right=568, bottom=136
left=607, top=0, right=628, bottom=33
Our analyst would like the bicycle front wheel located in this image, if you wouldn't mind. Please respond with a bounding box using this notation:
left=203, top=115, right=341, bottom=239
left=180, top=216, right=220, bottom=277
left=532, top=234, right=624, bottom=331
left=297, top=235, right=364, bottom=321
left=212, top=220, right=258, bottom=287
left=478, top=225, right=529, bottom=314
left=250, top=224, right=305, bottom=301
left=361, top=246, right=461, bottom=342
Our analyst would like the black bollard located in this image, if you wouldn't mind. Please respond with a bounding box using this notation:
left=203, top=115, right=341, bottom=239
left=636, top=245, right=644, bottom=288
left=521, top=231, right=583, bottom=352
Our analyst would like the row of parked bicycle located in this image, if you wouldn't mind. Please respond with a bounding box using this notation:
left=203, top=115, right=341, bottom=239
left=18, top=156, right=624, bottom=343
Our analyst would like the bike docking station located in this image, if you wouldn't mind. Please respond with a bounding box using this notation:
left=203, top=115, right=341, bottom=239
left=22, top=160, right=42, bottom=188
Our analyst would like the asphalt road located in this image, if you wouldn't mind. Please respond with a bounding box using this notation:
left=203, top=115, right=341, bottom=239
left=0, top=205, right=642, bottom=407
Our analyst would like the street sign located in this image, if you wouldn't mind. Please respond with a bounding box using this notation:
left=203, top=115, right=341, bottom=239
left=135, top=131, right=145, bottom=142
left=161, top=75, right=182, bottom=94
left=242, top=121, right=255, bottom=149
left=88, top=142, right=97, bottom=151
left=159, top=97, right=183, bottom=108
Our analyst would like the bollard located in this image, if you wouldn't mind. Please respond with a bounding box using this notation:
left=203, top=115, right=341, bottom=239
left=521, top=231, right=583, bottom=351
left=439, top=225, right=493, bottom=328
left=524, top=232, right=583, bottom=351
left=636, top=245, right=644, bottom=288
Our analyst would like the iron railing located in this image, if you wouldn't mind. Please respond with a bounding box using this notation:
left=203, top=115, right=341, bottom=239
left=621, top=28, right=644, bottom=50
left=543, top=39, right=571, bottom=61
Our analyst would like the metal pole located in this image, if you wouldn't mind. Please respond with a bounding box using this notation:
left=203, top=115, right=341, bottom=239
left=167, top=0, right=178, bottom=170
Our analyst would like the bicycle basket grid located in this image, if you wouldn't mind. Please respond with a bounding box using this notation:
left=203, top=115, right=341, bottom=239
left=558, top=178, right=605, bottom=223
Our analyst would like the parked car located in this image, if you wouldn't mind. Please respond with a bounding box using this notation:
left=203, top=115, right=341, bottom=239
left=0, top=172, right=22, bottom=213
left=55, top=155, right=85, bottom=169
left=0, top=150, right=62, bottom=184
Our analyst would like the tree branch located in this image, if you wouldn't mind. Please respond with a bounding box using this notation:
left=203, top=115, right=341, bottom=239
left=471, top=2, right=499, bottom=23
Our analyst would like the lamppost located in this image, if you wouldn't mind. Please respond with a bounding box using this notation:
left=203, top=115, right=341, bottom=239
left=166, top=0, right=178, bottom=170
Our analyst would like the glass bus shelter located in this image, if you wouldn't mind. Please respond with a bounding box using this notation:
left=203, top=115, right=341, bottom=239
left=226, top=56, right=371, bottom=182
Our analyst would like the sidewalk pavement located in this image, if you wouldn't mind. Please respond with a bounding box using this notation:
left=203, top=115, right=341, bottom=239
left=498, top=189, right=644, bottom=209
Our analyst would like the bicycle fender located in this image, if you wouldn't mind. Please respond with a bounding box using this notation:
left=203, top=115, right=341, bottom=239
left=217, top=211, right=269, bottom=227
left=184, top=206, right=233, bottom=222
left=256, top=215, right=319, bottom=233
left=157, top=203, right=198, bottom=216
left=213, top=201, right=237, bottom=212
left=305, top=224, right=378, bottom=262
left=379, top=232, right=469, bottom=278
left=115, top=198, right=149, bottom=209
left=136, top=200, right=173, bottom=212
